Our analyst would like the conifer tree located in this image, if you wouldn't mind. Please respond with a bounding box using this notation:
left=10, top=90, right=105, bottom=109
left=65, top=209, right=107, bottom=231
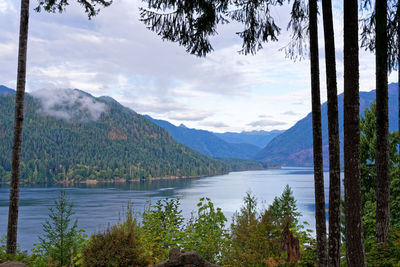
left=35, top=191, right=85, bottom=266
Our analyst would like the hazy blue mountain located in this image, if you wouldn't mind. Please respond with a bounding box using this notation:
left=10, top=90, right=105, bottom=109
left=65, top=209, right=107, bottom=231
left=0, top=85, right=15, bottom=95
left=215, top=130, right=284, bottom=148
left=255, top=83, right=399, bottom=166
left=146, top=116, right=262, bottom=159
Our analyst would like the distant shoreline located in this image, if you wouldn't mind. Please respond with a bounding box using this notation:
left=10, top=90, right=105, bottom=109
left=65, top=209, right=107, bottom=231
left=0, top=167, right=281, bottom=186
left=0, top=173, right=225, bottom=186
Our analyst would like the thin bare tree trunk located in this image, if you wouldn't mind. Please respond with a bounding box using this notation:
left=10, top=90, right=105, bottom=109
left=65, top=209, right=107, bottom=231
left=321, top=0, right=340, bottom=265
left=343, top=0, right=366, bottom=265
left=375, top=0, right=390, bottom=244
left=7, top=0, right=30, bottom=254
left=309, top=0, right=327, bottom=265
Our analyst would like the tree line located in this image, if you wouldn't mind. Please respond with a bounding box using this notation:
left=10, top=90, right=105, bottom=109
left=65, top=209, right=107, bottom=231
left=0, top=93, right=231, bottom=183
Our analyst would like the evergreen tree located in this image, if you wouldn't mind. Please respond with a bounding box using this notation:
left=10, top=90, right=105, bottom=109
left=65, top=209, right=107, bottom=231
left=269, top=184, right=301, bottom=225
left=34, top=191, right=85, bottom=266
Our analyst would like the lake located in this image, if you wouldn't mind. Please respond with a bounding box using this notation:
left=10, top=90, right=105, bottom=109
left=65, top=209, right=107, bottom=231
left=0, top=167, right=332, bottom=251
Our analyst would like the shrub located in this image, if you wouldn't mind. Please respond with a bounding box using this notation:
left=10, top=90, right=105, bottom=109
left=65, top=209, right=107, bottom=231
left=82, top=205, right=151, bottom=267
left=184, top=197, right=229, bottom=264
left=223, top=188, right=316, bottom=266
left=0, top=235, right=39, bottom=265
left=141, top=198, right=185, bottom=262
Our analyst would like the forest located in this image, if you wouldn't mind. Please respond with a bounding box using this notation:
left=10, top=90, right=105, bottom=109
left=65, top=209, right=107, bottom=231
left=0, top=92, right=250, bottom=183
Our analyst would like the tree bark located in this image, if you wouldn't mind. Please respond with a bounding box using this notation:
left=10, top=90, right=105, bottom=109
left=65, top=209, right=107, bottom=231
left=398, top=1, right=400, bottom=175
left=309, top=0, right=327, bottom=265
left=343, top=0, right=366, bottom=265
left=375, top=0, right=390, bottom=244
left=321, top=0, right=340, bottom=265
left=6, top=0, right=30, bottom=255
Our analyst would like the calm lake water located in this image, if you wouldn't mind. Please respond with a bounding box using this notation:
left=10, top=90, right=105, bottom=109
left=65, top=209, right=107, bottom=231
left=0, top=167, right=332, bottom=251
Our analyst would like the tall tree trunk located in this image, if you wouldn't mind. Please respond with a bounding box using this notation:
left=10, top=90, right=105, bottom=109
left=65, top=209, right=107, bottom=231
left=6, top=0, right=30, bottom=255
left=309, top=0, right=327, bottom=265
left=321, top=0, right=340, bottom=265
left=343, top=0, right=366, bottom=265
left=398, top=1, right=400, bottom=170
left=375, top=0, right=390, bottom=244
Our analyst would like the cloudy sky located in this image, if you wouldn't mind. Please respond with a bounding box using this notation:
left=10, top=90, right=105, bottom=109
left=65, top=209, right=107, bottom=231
left=0, top=0, right=397, bottom=133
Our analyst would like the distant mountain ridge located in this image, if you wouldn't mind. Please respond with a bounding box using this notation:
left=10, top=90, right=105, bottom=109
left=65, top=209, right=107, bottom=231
left=255, top=83, right=399, bottom=166
left=215, top=130, right=284, bottom=148
left=0, top=85, right=15, bottom=95
left=146, top=116, right=262, bottom=159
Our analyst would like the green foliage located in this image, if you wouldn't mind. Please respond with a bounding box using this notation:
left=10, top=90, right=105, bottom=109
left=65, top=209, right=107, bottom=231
left=224, top=192, right=282, bottom=266
left=269, top=185, right=301, bottom=226
left=140, top=0, right=229, bottom=57
left=10, top=190, right=316, bottom=266
left=35, top=0, right=112, bottom=19
left=360, top=102, right=400, bottom=226
left=224, top=188, right=316, bottom=266
left=32, top=191, right=86, bottom=267
left=0, top=236, right=40, bottom=265
left=83, top=197, right=230, bottom=265
left=359, top=101, right=400, bottom=264
left=184, top=197, right=229, bottom=263
left=141, top=198, right=185, bottom=262
left=82, top=205, right=151, bottom=266
left=365, top=230, right=400, bottom=267
left=0, top=93, right=229, bottom=183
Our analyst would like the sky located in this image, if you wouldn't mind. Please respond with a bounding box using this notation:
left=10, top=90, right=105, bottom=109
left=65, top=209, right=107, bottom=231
left=0, top=0, right=398, bottom=133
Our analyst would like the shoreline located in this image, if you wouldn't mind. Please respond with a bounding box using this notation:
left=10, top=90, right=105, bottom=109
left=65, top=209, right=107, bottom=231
left=0, top=167, right=281, bottom=186
left=0, top=172, right=227, bottom=186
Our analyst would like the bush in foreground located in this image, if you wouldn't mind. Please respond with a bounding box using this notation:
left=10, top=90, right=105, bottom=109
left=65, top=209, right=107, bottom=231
left=82, top=206, right=151, bottom=267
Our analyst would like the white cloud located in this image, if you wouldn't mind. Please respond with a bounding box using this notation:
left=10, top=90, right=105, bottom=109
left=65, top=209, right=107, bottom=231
left=281, top=111, right=300, bottom=116
left=31, top=89, right=107, bottom=121
left=167, top=112, right=212, bottom=122
left=200, top=121, right=229, bottom=128
left=0, top=0, right=388, bottom=132
left=247, top=119, right=287, bottom=127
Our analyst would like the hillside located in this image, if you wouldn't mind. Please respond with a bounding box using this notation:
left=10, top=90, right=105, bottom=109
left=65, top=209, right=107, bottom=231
left=146, top=116, right=261, bottom=159
left=255, top=83, right=399, bottom=166
left=0, top=89, right=230, bottom=182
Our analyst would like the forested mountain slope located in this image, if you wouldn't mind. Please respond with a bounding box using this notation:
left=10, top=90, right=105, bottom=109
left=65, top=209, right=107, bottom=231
left=255, top=83, right=399, bottom=166
left=0, top=89, right=229, bottom=182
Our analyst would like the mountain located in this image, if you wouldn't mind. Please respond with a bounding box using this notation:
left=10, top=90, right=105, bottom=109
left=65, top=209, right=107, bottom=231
left=215, top=130, right=284, bottom=148
left=0, top=89, right=230, bottom=183
left=146, top=116, right=262, bottom=159
left=255, top=83, right=399, bottom=166
left=0, top=85, right=15, bottom=95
